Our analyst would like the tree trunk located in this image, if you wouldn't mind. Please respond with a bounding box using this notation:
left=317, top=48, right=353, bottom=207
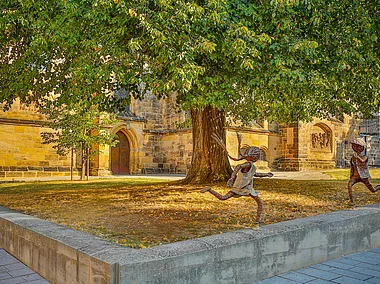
left=81, top=148, right=85, bottom=181
left=183, top=106, right=232, bottom=184
left=70, top=148, right=74, bottom=181
left=86, top=149, right=90, bottom=181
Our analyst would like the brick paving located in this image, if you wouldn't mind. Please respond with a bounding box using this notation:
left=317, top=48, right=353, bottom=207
left=255, top=247, right=380, bottom=284
left=0, top=248, right=50, bottom=284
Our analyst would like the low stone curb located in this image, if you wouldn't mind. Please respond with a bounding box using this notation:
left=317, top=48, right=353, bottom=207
left=0, top=204, right=379, bottom=284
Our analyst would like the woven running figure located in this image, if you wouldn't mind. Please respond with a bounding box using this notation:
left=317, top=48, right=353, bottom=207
left=201, top=132, right=273, bottom=223
left=348, top=137, right=380, bottom=206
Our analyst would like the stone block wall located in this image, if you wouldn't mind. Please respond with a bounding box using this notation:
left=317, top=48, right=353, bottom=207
left=0, top=206, right=119, bottom=284
left=2, top=94, right=366, bottom=176
left=161, top=130, right=193, bottom=173
left=277, top=123, right=300, bottom=170
left=0, top=101, right=76, bottom=178
left=140, top=129, right=192, bottom=174
left=130, top=92, right=188, bottom=132
left=278, top=117, right=361, bottom=171
left=226, top=126, right=280, bottom=170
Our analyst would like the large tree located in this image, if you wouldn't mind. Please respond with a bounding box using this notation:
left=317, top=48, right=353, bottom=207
left=1, top=0, right=379, bottom=183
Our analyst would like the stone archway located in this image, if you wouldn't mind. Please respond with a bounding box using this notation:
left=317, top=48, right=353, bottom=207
left=111, top=131, right=130, bottom=174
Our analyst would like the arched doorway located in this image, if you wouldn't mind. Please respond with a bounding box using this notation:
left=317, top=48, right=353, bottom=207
left=111, top=131, right=130, bottom=174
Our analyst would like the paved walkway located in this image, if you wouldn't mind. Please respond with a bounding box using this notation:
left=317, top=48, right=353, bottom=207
left=0, top=248, right=50, bottom=284
left=255, top=247, right=380, bottom=284
left=0, top=170, right=337, bottom=183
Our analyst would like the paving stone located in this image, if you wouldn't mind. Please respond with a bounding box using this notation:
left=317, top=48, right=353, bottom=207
left=257, top=276, right=299, bottom=284
left=0, top=248, right=50, bottom=284
left=331, top=276, right=369, bottom=284
left=27, top=280, right=51, bottom=284
left=5, top=262, right=28, bottom=271
left=352, top=267, right=380, bottom=278
left=280, top=271, right=316, bottom=283
left=356, top=263, right=380, bottom=272
left=311, top=264, right=337, bottom=272
left=322, top=260, right=355, bottom=270
left=365, top=252, right=380, bottom=259
left=8, top=267, right=36, bottom=278
left=333, top=257, right=362, bottom=266
left=348, top=254, right=380, bottom=265
left=369, top=248, right=380, bottom=254
left=0, top=276, right=28, bottom=284
left=22, top=273, right=45, bottom=282
left=297, top=267, right=340, bottom=281
left=0, top=272, right=12, bottom=281
left=305, top=280, right=333, bottom=284
left=0, top=256, right=18, bottom=266
left=366, top=277, right=380, bottom=284
left=329, top=268, right=372, bottom=281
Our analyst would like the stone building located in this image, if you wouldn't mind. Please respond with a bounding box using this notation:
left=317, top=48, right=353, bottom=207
left=277, top=118, right=360, bottom=171
left=0, top=95, right=369, bottom=179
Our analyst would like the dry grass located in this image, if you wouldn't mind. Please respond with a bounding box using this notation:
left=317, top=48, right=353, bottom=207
left=1, top=174, right=380, bottom=248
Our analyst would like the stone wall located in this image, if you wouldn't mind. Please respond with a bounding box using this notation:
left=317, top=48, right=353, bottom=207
left=1, top=95, right=364, bottom=176
left=226, top=125, right=280, bottom=170
left=278, top=117, right=360, bottom=171
left=277, top=123, right=300, bottom=170
left=128, top=93, right=193, bottom=174
left=0, top=100, right=77, bottom=178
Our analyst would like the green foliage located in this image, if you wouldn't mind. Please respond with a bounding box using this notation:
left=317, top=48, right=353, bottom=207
left=41, top=103, right=117, bottom=158
left=133, top=0, right=379, bottom=123
left=1, top=0, right=379, bottom=123
left=175, top=118, right=192, bottom=129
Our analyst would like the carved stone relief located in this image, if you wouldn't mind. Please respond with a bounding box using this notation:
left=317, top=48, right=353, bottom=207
left=310, top=124, right=332, bottom=152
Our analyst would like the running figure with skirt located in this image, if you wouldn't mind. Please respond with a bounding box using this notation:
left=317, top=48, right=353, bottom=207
left=201, top=132, right=273, bottom=224
left=348, top=137, right=380, bottom=205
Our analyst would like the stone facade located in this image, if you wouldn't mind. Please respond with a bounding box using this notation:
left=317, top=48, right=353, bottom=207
left=0, top=99, right=76, bottom=178
left=0, top=95, right=371, bottom=178
left=277, top=117, right=361, bottom=171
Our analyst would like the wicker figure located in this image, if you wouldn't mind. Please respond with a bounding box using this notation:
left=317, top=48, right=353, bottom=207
left=201, top=133, right=273, bottom=223
left=348, top=137, right=380, bottom=205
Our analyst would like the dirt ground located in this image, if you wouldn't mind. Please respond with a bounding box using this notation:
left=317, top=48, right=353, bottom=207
left=1, top=170, right=379, bottom=248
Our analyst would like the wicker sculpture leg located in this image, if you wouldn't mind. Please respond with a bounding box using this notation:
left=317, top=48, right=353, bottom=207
left=203, top=188, right=235, bottom=200
left=251, top=195, right=263, bottom=223
left=348, top=178, right=358, bottom=205
left=201, top=187, right=263, bottom=224
left=348, top=178, right=380, bottom=205
left=362, top=178, right=380, bottom=193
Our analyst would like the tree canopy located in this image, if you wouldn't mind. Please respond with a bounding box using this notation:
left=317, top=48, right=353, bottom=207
left=1, top=0, right=379, bottom=183
left=1, top=0, right=378, bottom=122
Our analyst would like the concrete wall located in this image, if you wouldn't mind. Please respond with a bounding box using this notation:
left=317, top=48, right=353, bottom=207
left=0, top=206, right=124, bottom=284
left=1, top=204, right=380, bottom=284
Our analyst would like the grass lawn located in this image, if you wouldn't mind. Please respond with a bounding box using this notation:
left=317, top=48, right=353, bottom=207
left=1, top=173, right=380, bottom=249
left=323, top=168, right=380, bottom=180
